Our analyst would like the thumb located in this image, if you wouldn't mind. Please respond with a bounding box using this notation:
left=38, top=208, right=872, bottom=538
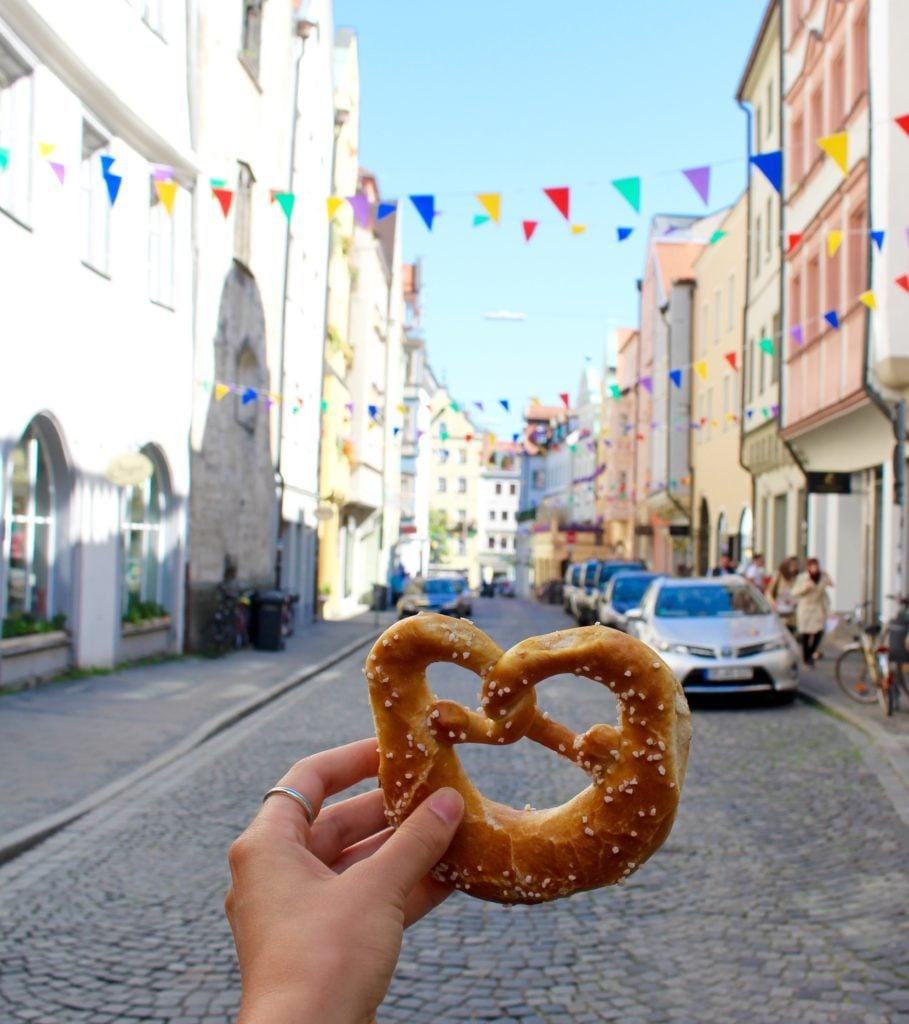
left=374, top=788, right=464, bottom=900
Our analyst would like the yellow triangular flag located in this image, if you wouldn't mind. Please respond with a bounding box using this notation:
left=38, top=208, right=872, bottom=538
left=214, top=383, right=230, bottom=401
left=571, top=224, right=587, bottom=235
left=694, top=360, right=708, bottom=382
left=326, top=196, right=344, bottom=220
left=154, top=180, right=177, bottom=214
left=827, top=230, right=843, bottom=257
left=396, top=403, right=407, bottom=416
left=859, top=289, right=877, bottom=309
left=476, top=193, right=501, bottom=224
left=818, top=132, right=848, bottom=175
left=38, top=141, right=55, bottom=158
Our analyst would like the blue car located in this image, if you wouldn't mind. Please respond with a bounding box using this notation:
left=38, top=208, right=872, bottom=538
left=397, top=577, right=472, bottom=619
left=596, top=571, right=661, bottom=632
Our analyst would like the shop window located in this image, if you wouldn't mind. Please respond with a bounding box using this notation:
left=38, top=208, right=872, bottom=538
left=0, top=34, right=34, bottom=225
left=121, top=452, right=166, bottom=617
left=81, top=119, right=112, bottom=276
left=149, top=174, right=175, bottom=307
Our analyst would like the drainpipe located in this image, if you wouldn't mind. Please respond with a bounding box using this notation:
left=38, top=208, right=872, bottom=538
left=631, top=278, right=642, bottom=559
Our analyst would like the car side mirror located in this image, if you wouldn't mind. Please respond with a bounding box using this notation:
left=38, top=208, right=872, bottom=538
left=625, top=607, right=643, bottom=621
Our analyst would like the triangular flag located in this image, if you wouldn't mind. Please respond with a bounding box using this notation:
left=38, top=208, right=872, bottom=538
left=709, top=230, right=727, bottom=245
left=750, top=151, right=783, bottom=193
left=559, top=392, right=570, bottom=409
left=617, top=227, right=633, bottom=242
left=895, top=114, right=909, bottom=136
left=818, top=132, right=848, bottom=175
left=274, top=191, right=295, bottom=222
left=871, top=230, right=885, bottom=251
left=393, top=427, right=401, bottom=436
left=449, top=401, right=459, bottom=412
left=376, top=201, right=397, bottom=220
left=326, top=196, right=344, bottom=219
left=787, top=233, right=803, bottom=254
left=465, top=433, right=473, bottom=442
left=368, top=404, right=378, bottom=419
left=214, top=383, right=230, bottom=401
left=571, top=224, right=587, bottom=235
left=210, top=177, right=228, bottom=189
left=693, top=360, right=708, bottom=382
left=669, top=369, right=683, bottom=389
left=0, top=146, right=8, bottom=172
left=612, top=177, right=641, bottom=213
left=241, top=387, right=257, bottom=405
left=152, top=164, right=174, bottom=181
left=48, top=161, right=66, bottom=185
left=724, top=352, right=738, bottom=371
left=682, top=166, right=711, bottom=206
left=396, top=403, right=407, bottom=416
left=154, top=179, right=177, bottom=214
left=38, top=141, right=55, bottom=158
left=759, top=337, right=775, bottom=356
left=824, top=310, right=840, bottom=330
left=609, top=384, right=621, bottom=399
left=827, top=230, right=843, bottom=257
left=409, top=194, right=436, bottom=230
left=859, top=289, right=877, bottom=309
left=522, top=220, right=538, bottom=241
left=474, top=401, right=484, bottom=411
left=499, top=399, right=510, bottom=412
left=543, top=187, right=570, bottom=220
left=100, top=155, right=116, bottom=176
left=897, top=274, right=909, bottom=293
left=104, top=173, right=122, bottom=206
left=347, top=193, right=371, bottom=227
left=473, top=214, right=491, bottom=226
left=213, top=187, right=233, bottom=217
left=639, top=376, right=653, bottom=394
left=476, top=193, right=501, bottom=224
left=790, top=324, right=805, bottom=345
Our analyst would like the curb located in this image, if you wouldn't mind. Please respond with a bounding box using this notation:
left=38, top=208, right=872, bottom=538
left=0, top=627, right=382, bottom=866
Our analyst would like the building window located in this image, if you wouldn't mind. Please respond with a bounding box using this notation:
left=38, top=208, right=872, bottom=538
left=790, top=112, right=804, bottom=184
left=488, top=510, right=495, bottom=521
left=713, top=289, right=721, bottom=341
left=240, top=0, right=265, bottom=80
left=5, top=428, right=55, bottom=621
left=727, top=274, right=735, bottom=331
left=81, top=119, right=111, bottom=275
left=457, top=539, right=466, bottom=556
left=458, top=448, right=467, bottom=464
left=825, top=242, right=840, bottom=316
left=755, top=106, right=763, bottom=150
left=851, top=13, right=868, bottom=106
left=457, top=477, right=467, bottom=494
left=501, top=510, right=508, bottom=521
left=771, top=313, right=781, bottom=385
left=234, top=161, right=254, bottom=267
left=436, top=477, right=446, bottom=494
left=122, top=455, right=166, bottom=616
left=457, top=508, right=467, bottom=524
left=0, top=35, right=34, bottom=224
left=532, top=468, right=545, bottom=490
left=753, top=216, right=761, bottom=279
left=495, top=483, right=502, bottom=495
left=500, top=536, right=507, bottom=550
left=765, top=198, right=772, bottom=260
left=149, top=174, right=175, bottom=307
left=830, top=49, right=846, bottom=130
left=509, top=483, right=516, bottom=495
left=809, top=84, right=824, bottom=155
left=437, top=448, right=449, bottom=464
left=767, top=79, right=774, bottom=137
left=700, top=302, right=708, bottom=356
left=847, top=206, right=865, bottom=298
left=235, top=344, right=259, bottom=434
left=789, top=272, right=802, bottom=344
left=806, top=255, right=820, bottom=334
left=488, top=537, right=495, bottom=550
left=722, top=375, right=730, bottom=431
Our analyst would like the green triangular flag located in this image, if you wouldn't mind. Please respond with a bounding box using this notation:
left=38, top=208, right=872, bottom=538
left=0, top=147, right=9, bottom=172
left=709, top=230, right=727, bottom=245
left=274, top=192, right=295, bottom=222
left=210, top=177, right=228, bottom=188
left=473, top=214, right=491, bottom=226
left=759, top=337, right=775, bottom=356
left=612, top=176, right=641, bottom=214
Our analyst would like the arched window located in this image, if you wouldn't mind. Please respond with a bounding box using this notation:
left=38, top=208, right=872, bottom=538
left=716, top=511, right=728, bottom=563
left=5, top=424, right=56, bottom=620
left=121, top=449, right=168, bottom=616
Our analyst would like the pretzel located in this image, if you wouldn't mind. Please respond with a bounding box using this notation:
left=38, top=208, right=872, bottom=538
left=365, top=613, right=692, bottom=905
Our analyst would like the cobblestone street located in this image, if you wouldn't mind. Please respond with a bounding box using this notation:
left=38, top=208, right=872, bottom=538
left=1, top=598, right=908, bottom=1023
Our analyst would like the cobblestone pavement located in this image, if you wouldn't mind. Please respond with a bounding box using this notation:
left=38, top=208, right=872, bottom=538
left=1, top=599, right=908, bottom=1023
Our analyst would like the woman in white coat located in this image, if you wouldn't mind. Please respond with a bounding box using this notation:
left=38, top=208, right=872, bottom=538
left=792, top=557, right=834, bottom=666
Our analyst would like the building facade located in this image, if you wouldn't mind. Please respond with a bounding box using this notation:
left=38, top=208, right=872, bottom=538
left=477, top=440, right=521, bottom=585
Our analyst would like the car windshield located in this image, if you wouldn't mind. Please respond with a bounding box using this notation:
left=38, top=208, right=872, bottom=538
left=424, top=579, right=457, bottom=595
left=600, top=562, right=645, bottom=586
left=654, top=584, right=772, bottom=618
left=584, top=563, right=599, bottom=586
left=613, top=575, right=656, bottom=604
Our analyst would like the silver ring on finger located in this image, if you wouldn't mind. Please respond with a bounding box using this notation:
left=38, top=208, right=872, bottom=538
left=263, top=785, right=316, bottom=825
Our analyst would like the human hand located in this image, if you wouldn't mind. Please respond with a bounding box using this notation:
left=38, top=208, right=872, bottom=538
left=226, top=737, right=464, bottom=1024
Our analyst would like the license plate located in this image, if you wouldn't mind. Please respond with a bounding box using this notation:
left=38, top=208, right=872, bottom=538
left=705, top=667, right=754, bottom=681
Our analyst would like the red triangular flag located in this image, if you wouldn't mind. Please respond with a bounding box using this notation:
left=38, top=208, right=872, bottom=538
left=724, top=352, right=738, bottom=371
left=522, top=220, right=538, bottom=241
left=787, top=233, right=803, bottom=254
left=213, top=187, right=233, bottom=218
left=543, top=187, right=570, bottom=220
left=559, top=392, right=570, bottom=409
left=895, top=114, right=909, bottom=136
left=897, top=274, right=909, bottom=293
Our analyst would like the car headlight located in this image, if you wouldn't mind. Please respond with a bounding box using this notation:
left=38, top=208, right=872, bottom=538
left=655, top=640, right=692, bottom=654
left=759, top=637, right=788, bottom=652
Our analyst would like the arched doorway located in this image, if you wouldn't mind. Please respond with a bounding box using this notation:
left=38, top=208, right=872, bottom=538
left=120, top=444, right=174, bottom=619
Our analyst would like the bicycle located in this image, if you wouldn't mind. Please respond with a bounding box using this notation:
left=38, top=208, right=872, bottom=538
left=835, top=603, right=889, bottom=711
left=202, top=582, right=253, bottom=656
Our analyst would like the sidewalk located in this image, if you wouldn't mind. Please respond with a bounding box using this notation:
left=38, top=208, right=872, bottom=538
left=0, top=608, right=397, bottom=862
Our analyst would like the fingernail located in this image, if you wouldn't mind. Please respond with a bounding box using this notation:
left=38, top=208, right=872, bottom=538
left=427, top=787, right=464, bottom=825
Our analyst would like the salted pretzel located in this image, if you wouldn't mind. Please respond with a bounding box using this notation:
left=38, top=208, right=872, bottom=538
left=365, top=613, right=692, bottom=905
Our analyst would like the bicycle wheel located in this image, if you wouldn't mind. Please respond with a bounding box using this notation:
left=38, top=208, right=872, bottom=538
left=877, top=674, right=896, bottom=717
left=835, top=647, right=879, bottom=703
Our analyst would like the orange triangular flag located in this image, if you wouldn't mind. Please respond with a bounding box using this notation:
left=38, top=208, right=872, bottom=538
left=154, top=180, right=177, bottom=214
left=859, top=289, right=877, bottom=309
left=326, top=196, right=344, bottom=219
left=827, top=230, right=843, bottom=257
left=476, top=193, right=501, bottom=224
left=214, top=383, right=231, bottom=401
left=818, top=132, right=848, bottom=175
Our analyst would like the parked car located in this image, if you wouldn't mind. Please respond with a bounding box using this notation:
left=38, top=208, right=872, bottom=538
left=562, top=563, right=583, bottom=615
left=625, top=576, right=799, bottom=699
left=596, top=571, right=661, bottom=631
left=397, top=577, right=472, bottom=619
left=574, top=559, right=648, bottom=625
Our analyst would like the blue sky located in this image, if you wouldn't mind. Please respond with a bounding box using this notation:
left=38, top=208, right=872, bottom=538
left=333, top=0, right=769, bottom=436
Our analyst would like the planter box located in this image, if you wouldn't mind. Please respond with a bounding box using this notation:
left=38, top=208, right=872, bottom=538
left=0, top=631, right=71, bottom=690
left=119, top=617, right=173, bottom=663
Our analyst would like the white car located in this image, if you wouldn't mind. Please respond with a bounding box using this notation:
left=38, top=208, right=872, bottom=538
left=626, top=576, right=799, bottom=700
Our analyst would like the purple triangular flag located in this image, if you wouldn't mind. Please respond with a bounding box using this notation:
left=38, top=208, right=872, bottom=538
left=669, top=369, right=683, bottom=389
left=347, top=193, right=371, bottom=228
left=682, top=166, right=711, bottom=206
left=152, top=164, right=174, bottom=181
left=409, top=194, right=436, bottom=230
left=639, top=375, right=653, bottom=394
left=790, top=324, right=805, bottom=345
left=823, top=310, right=840, bottom=331
left=474, top=401, right=484, bottom=411
left=49, top=161, right=66, bottom=185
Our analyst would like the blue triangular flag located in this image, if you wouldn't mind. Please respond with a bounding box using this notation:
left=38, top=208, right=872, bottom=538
left=241, top=387, right=257, bottom=405
left=393, top=426, right=401, bottom=436
left=377, top=201, right=398, bottom=220
left=750, top=150, right=782, bottom=194
left=104, top=173, right=122, bottom=206
left=368, top=404, right=378, bottom=419
left=669, top=369, right=683, bottom=389
left=100, top=155, right=116, bottom=176
left=823, top=310, right=840, bottom=331
left=512, top=433, right=520, bottom=442
left=409, top=194, right=436, bottom=230
left=499, top=399, right=510, bottom=412
left=871, top=230, right=885, bottom=252
left=617, top=227, right=633, bottom=242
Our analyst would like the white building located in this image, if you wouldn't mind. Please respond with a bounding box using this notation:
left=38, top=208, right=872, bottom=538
left=477, top=442, right=521, bottom=584
left=1, top=1, right=196, bottom=683
left=570, top=360, right=602, bottom=525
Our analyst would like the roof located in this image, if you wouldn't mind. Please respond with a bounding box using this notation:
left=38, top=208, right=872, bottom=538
left=654, top=242, right=704, bottom=290
left=736, top=0, right=779, bottom=100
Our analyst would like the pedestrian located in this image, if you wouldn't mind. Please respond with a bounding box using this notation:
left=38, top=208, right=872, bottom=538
left=743, top=553, right=766, bottom=590
left=792, top=557, right=834, bottom=666
left=710, top=552, right=735, bottom=576
left=225, top=737, right=464, bottom=1024
left=767, top=555, right=799, bottom=633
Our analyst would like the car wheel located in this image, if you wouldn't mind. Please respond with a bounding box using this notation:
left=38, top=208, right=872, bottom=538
left=772, top=690, right=797, bottom=706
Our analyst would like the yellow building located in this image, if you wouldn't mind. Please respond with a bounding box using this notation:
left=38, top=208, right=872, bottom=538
left=690, top=193, right=752, bottom=573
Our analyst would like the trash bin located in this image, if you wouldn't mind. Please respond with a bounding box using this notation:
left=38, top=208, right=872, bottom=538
left=252, top=590, right=285, bottom=651
left=371, top=583, right=389, bottom=612
left=888, top=616, right=909, bottom=663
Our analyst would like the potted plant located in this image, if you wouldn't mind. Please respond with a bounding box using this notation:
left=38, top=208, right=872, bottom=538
left=0, top=613, right=70, bottom=689
left=120, top=600, right=173, bottom=661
